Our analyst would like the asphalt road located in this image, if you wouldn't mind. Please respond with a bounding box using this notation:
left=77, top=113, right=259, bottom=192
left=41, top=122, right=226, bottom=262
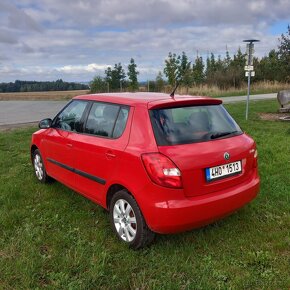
left=0, top=100, right=68, bottom=126
left=0, top=93, right=277, bottom=127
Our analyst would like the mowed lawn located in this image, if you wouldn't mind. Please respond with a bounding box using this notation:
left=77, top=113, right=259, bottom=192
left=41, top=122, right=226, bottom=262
left=0, top=100, right=289, bottom=289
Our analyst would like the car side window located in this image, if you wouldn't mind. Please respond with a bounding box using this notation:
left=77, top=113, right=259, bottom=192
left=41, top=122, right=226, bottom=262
left=84, top=102, right=129, bottom=138
left=113, top=107, right=129, bottom=138
left=53, top=100, right=88, bottom=132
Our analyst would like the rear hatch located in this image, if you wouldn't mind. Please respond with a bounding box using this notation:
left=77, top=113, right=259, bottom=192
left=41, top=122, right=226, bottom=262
left=149, top=99, right=257, bottom=197
left=158, top=135, right=255, bottom=196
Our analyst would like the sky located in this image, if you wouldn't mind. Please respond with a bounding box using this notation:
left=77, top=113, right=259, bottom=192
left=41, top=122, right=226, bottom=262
left=0, top=0, right=289, bottom=83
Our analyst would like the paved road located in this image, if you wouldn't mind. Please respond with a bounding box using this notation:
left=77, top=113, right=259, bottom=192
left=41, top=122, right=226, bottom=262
left=0, top=93, right=277, bottom=127
left=220, top=93, right=276, bottom=103
left=0, top=100, right=68, bottom=126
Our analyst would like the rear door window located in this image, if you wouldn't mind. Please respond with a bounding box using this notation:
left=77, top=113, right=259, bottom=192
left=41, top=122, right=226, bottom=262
left=150, top=105, right=242, bottom=145
left=84, top=102, right=129, bottom=138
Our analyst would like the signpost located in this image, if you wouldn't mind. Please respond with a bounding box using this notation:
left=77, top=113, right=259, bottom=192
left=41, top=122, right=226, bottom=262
left=243, top=39, right=259, bottom=120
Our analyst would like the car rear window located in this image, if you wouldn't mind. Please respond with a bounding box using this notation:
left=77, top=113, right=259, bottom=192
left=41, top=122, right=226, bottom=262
left=149, top=105, right=243, bottom=146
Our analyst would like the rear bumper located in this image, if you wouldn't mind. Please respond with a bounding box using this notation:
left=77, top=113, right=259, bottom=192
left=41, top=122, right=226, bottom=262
left=143, top=174, right=260, bottom=234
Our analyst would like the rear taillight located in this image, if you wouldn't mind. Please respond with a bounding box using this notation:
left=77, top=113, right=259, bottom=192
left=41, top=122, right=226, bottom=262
left=141, top=153, right=182, bottom=188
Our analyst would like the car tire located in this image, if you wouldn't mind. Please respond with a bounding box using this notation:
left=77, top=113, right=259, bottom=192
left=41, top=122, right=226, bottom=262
left=110, top=190, right=155, bottom=249
left=32, top=149, right=50, bottom=183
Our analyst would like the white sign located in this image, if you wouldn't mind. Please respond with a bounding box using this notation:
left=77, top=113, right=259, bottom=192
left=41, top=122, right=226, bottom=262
left=244, top=65, right=254, bottom=71
left=245, top=71, right=255, bottom=77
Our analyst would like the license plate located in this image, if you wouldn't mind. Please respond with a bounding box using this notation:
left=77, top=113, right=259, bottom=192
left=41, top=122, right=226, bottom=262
left=206, top=161, right=242, bottom=182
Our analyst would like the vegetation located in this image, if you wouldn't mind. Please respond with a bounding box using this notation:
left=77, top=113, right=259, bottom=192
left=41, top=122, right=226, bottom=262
left=90, top=76, right=107, bottom=94
left=90, top=60, right=140, bottom=94
left=183, top=81, right=290, bottom=98
left=163, top=25, right=290, bottom=90
left=127, top=58, right=139, bottom=92
left=155, top=72, right=165, bottom=92
left=0, top=100, right=289, bottom=289
left=0, top=79, right=88, bottom=93
left=278, top=25, right=290, bottom=80
left=105, top=63, right=126, bottom=92
left=90, top=25, right=289, bottom=94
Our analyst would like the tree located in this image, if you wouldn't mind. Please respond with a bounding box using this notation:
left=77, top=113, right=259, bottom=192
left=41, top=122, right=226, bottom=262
left=127, top=58, right=139, bottom=91
left=224, top=49, right=231, bottom=68
left=155, top=71, right=165, bottom=92
left=105, top=63, right=126, bottom=91
left=0, top=80, right=88, bottom=92
left=278, top=25, right=290, bottom=82
left=205, top=53, right=216, bottom=84
left=164, top=52, right=180, bottom=87
left=192, top=56, right=205, bottom=85
left=255, top=50, right=281, bottom=82
left=90, top=76, right=107, bottom=93
left=229, top=48, right=246, bottom=88
left=178, top=52, right=193, bottom=91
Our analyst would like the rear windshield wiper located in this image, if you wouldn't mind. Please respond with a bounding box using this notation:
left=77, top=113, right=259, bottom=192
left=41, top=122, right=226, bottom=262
left=210, top=131, right=238, bottom=139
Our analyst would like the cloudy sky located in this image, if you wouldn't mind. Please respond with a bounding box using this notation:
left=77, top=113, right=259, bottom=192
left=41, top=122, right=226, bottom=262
left=0, top=0, right=289, bottom=82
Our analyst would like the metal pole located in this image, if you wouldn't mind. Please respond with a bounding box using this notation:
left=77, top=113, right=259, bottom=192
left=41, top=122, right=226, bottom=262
left=147, top=80, right=149, bottom=92
left=243, top=39, right=259, bottom=120
left=246, top=73, right=251, bottom=120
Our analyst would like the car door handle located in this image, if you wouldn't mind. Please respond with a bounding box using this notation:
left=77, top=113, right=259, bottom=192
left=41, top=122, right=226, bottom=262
left=105, top=151, right=116, bottom=159
left=66, top=143, right=73, bottom=148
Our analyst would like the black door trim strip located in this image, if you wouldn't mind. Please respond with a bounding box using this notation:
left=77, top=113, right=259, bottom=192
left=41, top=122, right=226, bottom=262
left=47, top=158, right=106, bottom=185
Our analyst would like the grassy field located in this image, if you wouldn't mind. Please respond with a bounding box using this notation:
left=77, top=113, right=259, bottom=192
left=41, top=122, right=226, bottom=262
left=0, top=100, right=289, bottom=289
left=185, top=81, right=290, bottom=98
left=140, top=81, right=290, bottom=98
left=0, top=90, right=88, bottom=101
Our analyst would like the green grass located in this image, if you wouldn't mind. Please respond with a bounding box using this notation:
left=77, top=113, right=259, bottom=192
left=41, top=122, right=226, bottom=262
left=184, top=81, right=290, bottom=98
left=0, top=100, right=289, bottom=289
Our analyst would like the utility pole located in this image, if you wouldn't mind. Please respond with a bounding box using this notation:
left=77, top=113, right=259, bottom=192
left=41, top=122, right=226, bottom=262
left=243, top=39, right=259, bottom=120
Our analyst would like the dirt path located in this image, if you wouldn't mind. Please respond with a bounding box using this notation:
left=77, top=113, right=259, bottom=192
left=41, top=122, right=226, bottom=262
left=0, top=90, right=88, bottom=101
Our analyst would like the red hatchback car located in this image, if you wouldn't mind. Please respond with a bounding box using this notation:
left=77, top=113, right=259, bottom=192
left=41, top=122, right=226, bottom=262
left=31, top=93, right=260, bottom=249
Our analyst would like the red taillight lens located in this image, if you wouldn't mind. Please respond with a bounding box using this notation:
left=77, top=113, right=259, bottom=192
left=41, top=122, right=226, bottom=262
left=141, top=153, right=182, bottom=188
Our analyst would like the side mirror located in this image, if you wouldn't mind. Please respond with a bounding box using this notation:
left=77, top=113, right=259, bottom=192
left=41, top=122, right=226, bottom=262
left=39, top=118, right=52, bottom=129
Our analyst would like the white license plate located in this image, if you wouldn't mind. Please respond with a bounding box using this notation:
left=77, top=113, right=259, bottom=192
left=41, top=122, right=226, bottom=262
left=206, top=161, right=242, bottom=182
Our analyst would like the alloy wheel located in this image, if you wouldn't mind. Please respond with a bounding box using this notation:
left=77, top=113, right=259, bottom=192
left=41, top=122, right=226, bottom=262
left=34, top=153, right=44, bottom=181
left=113, top=199, right=137, bottom=242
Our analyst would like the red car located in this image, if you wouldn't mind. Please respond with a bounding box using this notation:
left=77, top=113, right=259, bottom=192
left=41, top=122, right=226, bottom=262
left=31, top=93, right=260, bottom=249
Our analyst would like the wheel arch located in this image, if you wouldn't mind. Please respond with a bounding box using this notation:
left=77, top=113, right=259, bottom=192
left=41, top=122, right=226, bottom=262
left=30, top=144, right=38, bottom=162
left=106, top=183, right=134, bottom=210
left=106, top=184, right=126, bottom=210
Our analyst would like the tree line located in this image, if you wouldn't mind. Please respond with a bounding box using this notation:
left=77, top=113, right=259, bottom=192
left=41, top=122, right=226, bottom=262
left=159, top=25, right=289, bottom=92
left=90, top=58, right=139, bottom=93
left=91, top=25, right=289, bottom=93
left=0, top=79, right=88, bottom=93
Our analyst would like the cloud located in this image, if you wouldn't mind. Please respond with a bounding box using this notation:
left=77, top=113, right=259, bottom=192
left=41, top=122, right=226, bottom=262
left=0, top=0, right=42, bottom=32
left=15, top=0, right=290, bottom=28
left=0, top=29, right=18, bottom=44
left=0, top=0, right=289, bottom=82
left=57, top=63, right=111, bottom=74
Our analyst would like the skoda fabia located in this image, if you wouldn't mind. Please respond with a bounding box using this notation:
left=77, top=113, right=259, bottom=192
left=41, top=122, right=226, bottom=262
left=31, top=93, right=260, bottom=249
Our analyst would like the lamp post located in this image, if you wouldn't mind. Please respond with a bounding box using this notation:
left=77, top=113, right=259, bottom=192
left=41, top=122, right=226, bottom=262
left=243, top=39, right=260, bottom=120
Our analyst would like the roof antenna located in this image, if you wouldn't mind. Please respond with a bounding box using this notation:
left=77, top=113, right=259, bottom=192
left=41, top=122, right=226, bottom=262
left=169, top=61, right=191, bottom=99
left=170, top=81, right=179, bottom=99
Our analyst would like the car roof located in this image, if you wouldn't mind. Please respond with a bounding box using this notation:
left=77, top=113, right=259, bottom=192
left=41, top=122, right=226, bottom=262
left=74, top=92, right=222, bottom=108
